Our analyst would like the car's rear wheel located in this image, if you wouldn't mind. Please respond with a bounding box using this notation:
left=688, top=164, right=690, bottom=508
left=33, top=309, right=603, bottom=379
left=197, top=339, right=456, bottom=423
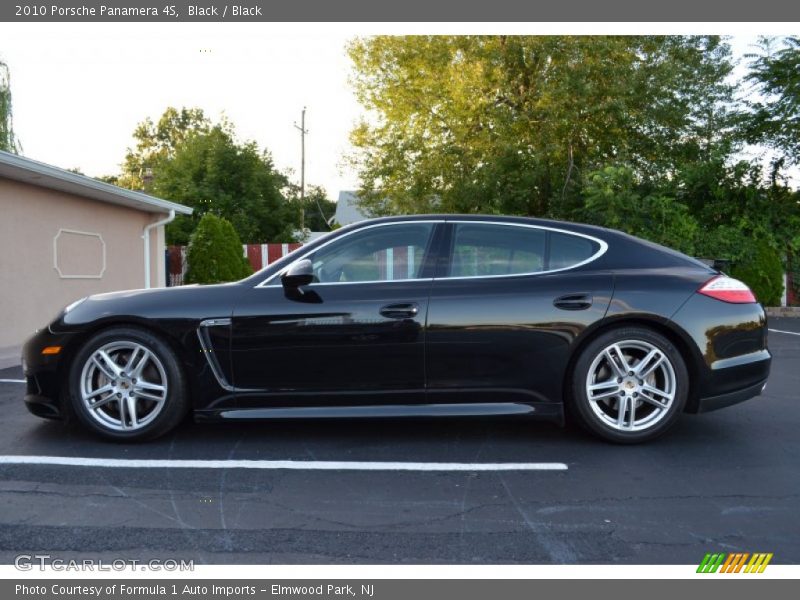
left=68, top=327, right=187, bottom=441
left=570, top=327, right=688, bottom=443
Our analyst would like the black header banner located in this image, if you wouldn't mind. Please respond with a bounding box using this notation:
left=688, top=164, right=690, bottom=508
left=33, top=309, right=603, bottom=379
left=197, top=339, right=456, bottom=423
left=2, top=0, right=800, bottom=22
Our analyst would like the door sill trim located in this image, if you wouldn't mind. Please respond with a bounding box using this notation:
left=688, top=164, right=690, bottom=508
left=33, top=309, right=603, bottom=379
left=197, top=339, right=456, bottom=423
left=206, top=402, right=557, bottom=420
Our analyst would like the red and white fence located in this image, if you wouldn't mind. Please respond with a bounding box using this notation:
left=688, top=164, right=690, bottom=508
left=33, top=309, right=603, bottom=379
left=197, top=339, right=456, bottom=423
left=243, top=242, right=304, bottom=272
left=166, top=243, right=303, bottom=286
left=787, top=255, right=797, bottom=306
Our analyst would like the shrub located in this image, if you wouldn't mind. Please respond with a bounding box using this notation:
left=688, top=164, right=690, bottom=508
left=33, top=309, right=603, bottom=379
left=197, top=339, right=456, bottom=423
left=582, top=165, right=699, bottom=256
left=730, top=242, right=784, bottom=306
left=184, top=213, right=252, bottom=284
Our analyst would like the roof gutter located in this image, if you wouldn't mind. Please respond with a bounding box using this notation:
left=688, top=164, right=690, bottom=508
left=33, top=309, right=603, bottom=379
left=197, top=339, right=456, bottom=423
left=143, top=210, right=175, bottom=289
left=0, top=149, right=192, bottom=215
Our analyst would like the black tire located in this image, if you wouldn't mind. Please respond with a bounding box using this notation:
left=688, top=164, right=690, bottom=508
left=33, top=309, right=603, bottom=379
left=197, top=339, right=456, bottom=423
left=569, top=326, right=688, bottom=443
left=68, top=327, right=188, bottom=442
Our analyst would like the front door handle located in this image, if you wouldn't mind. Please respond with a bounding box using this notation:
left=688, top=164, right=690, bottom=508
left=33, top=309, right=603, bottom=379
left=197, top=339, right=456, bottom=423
left=379, top=302, right=420, bottom=319
left=554, top=293, right=593, bottom=311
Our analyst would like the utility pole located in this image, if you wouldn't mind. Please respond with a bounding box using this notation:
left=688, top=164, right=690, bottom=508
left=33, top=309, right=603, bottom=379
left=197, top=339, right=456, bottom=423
left=294, top=106, right=308, bottom=230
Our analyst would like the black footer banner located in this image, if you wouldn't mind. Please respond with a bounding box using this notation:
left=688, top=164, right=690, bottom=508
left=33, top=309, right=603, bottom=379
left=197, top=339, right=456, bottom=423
left=5, top=579, right=797, bottom=600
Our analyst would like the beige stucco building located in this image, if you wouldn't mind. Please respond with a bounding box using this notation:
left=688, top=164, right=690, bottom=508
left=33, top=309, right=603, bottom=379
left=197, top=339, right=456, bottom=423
left=0, top=151, right=191, bottom=368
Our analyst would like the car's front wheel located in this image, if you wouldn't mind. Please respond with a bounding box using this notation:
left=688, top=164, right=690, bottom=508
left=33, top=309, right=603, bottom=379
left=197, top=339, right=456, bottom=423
left=570, top=327, right=688, bottom=443
left=68, top=327, right=188, bottom=441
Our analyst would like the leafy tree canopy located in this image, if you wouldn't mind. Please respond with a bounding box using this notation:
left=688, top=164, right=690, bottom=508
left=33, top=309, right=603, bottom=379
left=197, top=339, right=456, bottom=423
left=581, top=165, right=699, bottom=256
left=290, top=184, right=336, bottom=232
left=117, top=107, right=301, bottom=245
left=347, top=35, right=800, bottom=304
left=347, top=35, right=736, bottom=218
left=746, top=36, right=800, bottom=166
left=0, top=60, right=20, bottom=153
left=118, top=107, right=210, bottom=190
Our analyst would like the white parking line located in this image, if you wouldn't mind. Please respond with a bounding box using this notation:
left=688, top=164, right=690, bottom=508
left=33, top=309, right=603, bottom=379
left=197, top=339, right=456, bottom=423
left=0, top=455, right=567, bottom=471
left=0, top=379, right=25, bottom=383
left=769, top=328, right=800, bottom=336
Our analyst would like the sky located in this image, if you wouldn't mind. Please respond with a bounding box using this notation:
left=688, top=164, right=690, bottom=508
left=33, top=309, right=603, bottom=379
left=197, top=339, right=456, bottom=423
left=0, top=24, right=794, bottom=200
left=0, top=24, right=362, bottom=197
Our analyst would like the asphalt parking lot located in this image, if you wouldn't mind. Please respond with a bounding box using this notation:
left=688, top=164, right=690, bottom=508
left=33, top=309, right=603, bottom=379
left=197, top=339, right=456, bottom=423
left=0, top=318, right=798, bottom=565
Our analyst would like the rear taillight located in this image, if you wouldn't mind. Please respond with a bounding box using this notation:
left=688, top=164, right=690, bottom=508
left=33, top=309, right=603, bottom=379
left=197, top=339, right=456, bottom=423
left=697, top=275, right=757, bottom=304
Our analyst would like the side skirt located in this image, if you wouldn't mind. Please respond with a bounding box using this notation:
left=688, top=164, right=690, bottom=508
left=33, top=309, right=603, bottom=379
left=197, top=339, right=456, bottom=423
left=194, top=402, right=564, bottom=423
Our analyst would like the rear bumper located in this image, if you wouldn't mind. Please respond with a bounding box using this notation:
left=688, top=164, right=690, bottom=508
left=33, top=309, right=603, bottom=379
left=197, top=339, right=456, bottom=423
left=696, top=378, right=768, bottom=413
left=692, top=349, right=771, bottom=413
left=670, top=293, right=772, bottom=414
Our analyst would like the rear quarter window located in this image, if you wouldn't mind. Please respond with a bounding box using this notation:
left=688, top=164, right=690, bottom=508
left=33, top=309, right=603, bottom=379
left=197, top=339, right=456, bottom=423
left=549, top=232, right=599, bottom=270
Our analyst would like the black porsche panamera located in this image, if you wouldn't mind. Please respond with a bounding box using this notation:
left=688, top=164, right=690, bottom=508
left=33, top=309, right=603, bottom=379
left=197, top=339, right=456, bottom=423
left=23, top=215, right=771, bottom=443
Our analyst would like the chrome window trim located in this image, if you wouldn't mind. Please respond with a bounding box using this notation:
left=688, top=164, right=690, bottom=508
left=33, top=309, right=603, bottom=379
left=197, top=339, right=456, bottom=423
left=255, top=219, right=445, bottom=288
left=440, top=220, right=608, bottom=281
left=270, top=277, right=435, bottom=287
left=254, top=219, right=609, bottom=288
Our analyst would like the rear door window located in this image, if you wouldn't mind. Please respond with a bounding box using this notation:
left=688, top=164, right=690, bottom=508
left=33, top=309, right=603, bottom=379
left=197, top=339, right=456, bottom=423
left=448, top=223, right=547, bottom=277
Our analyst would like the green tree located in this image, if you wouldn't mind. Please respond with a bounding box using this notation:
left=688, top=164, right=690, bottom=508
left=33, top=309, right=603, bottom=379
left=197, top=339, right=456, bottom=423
left=345, top=35, right=800, bottom=306
left=150, top=122, right=300, bottom=245
left=347, top=35, right=735, bottom=219
left=184, top=213, right=252, bottom=284
left=290, top=185, right=336, bottom=232
left=0, top=60, right=20, bottom=153
left=582, top=165, right=699, bottom=255
left=676, top=158, right=800, bottom=261
left=730, top=242, right=785, bottom=306
left=96, top=174, right=120, bottom=185
left=746, top=36, right=800, bottom=165
left=118, top=107, right=210, bottom=190
left=115, top=107, right=301, bottom=245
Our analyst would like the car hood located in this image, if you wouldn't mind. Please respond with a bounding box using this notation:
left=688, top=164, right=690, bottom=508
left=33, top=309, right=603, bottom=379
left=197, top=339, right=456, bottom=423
left=58, top=283, right=241, bottom=330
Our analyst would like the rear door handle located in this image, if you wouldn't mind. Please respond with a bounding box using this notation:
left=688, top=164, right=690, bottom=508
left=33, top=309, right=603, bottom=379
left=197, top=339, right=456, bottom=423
left=379, top=302, right=420, bottom=319
left=554, top=293, right=593, bottom=311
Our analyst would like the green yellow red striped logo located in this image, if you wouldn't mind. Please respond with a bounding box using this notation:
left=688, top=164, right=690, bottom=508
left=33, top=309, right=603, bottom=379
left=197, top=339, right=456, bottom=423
left=697, top=552, right=773, bottom=573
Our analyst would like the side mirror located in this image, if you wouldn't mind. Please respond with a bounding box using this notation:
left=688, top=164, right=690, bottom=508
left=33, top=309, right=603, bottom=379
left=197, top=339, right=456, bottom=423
left=281, top=259, right=314, bottom=289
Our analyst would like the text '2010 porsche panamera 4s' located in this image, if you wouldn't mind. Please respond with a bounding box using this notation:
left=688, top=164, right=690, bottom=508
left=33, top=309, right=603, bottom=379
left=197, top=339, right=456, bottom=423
left=22, top=215, right=771, bottom=443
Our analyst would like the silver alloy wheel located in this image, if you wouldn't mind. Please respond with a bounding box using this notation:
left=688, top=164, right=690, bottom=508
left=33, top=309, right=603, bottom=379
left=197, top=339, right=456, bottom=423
left=79, top=341, right=168, bottom=432
left=585, top=340, right=677, bottom=432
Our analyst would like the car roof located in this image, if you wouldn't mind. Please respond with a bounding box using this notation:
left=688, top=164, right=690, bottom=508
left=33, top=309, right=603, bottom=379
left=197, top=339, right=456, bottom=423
left=351, top=214, right=612, bottom=236
left=240, top=214, right=710, bottom=286
left=346, top=214, right=709, bottom=271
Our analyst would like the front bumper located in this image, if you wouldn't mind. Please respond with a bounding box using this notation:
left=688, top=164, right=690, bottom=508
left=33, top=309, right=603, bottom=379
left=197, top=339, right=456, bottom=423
left=24, top=391, right=63, bottom=419
left=22, top=326, right=77, bottom=421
